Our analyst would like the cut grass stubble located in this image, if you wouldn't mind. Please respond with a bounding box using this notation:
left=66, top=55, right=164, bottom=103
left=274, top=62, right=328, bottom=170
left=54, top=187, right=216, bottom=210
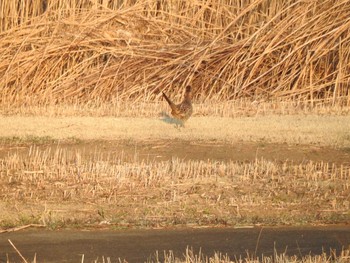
left=0, top=145, right=349, bottom=228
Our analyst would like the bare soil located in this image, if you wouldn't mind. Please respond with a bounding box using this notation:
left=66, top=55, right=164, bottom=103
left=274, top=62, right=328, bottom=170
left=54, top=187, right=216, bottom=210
left=1, top=139, right=350, bottom=165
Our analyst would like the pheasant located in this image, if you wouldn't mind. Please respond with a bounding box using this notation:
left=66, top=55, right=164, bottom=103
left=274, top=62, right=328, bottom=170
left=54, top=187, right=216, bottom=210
left=162, top=85, right=193, bottom=126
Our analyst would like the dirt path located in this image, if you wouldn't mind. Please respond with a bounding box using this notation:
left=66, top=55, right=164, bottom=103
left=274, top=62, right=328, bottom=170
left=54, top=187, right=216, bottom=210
left=1, top=226, right=349, bottom=263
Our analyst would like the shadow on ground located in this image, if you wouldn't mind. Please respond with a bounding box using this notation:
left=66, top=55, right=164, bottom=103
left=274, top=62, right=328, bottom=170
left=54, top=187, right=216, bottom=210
left=2, top=139, right=348, bottom=165
left=159, top=111, right=184, bottom=127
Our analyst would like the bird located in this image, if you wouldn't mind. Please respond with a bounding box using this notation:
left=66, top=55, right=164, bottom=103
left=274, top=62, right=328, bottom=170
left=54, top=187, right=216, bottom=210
left=162, top=85, right=193, bottom=126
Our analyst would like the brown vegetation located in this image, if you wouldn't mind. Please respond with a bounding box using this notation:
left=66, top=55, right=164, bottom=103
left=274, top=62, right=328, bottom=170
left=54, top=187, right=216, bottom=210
left=154, top=249, right=350, bottom=263
left=0, top=145, right=349, bottom=228
left=1, top=4, right=350, bottom=261
left=1, top=0, right=350, bottom=108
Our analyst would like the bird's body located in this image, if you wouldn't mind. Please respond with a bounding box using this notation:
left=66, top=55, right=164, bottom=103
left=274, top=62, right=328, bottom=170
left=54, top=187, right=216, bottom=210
left=162, top=86, right=193, bottom=125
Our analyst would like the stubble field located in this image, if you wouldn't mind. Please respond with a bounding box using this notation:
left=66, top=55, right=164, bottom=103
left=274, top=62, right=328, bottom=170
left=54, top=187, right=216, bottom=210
left=0, top=105, right=349, bottom=230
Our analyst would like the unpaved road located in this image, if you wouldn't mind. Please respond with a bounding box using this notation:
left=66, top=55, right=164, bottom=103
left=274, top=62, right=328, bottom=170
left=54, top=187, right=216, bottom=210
left=1, top=226, right=349, bottom=263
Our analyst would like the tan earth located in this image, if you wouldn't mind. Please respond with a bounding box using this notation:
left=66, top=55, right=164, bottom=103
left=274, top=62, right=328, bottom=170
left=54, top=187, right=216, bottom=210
left=1, top=114, right=349, bottom=165
left=0, top=114, right=349, bottom=226
left=1, top=139, right=349, bottom=165
left=0, top=114, right=350, bottom=262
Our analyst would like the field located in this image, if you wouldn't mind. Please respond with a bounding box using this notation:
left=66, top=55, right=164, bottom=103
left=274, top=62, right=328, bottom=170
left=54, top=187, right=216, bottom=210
left=1, top=0, right=350, bottom=262
left=0, top=112, right=350, bottom=230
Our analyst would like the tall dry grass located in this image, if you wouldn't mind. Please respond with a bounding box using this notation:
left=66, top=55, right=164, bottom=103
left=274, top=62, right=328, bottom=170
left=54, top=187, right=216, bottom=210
left=0, top=0, right=350, bottom=107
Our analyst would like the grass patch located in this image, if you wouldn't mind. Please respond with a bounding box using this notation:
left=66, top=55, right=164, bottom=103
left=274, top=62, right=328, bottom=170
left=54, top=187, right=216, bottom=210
left=1, top=114, right=350, bottom=147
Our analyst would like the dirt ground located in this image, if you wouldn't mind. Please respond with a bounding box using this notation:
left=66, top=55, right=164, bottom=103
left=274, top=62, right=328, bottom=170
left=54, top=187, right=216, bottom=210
left=0, top=114, right=349, bottom=164
left=0, top=115, right=349, bottom=229
left=1, top=226, right=350, bottom=263
left=1, top=139, right=350, bottom=165
left=0, top=115, right=349, bottom=262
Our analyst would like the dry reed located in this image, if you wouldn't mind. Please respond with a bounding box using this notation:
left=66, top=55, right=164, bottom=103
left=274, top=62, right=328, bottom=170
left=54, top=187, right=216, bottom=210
left=0, top=0, right=350, bottom=108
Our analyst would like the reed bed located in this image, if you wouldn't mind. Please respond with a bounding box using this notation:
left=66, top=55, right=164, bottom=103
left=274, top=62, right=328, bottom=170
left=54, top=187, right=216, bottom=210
left=0, top=146, right=349, bottom=228
left=1, top=0, right=350, bottom=108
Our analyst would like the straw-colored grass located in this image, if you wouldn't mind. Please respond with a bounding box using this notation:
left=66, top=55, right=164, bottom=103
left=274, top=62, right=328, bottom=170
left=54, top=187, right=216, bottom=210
left=1, top=114, right=350, bottom=147
left=1, top=99, right=350, bottom=118
left=148, top=248, right=350, bottom=263
left=1, top=0, right=350, bottom=108
left=5, top=245, right=350, bottom=263
left=0, top=145, right=349, bottom=228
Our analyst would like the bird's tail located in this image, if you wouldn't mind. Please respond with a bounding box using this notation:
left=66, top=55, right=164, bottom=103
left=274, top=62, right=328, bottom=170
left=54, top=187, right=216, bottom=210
left=162, top=92, right=175, bottom=107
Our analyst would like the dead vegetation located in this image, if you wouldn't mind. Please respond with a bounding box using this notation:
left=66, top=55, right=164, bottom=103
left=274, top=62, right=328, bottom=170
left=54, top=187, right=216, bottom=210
left=150, top=248, right=350, bottom=263
left=0, top=0, right=349, bottom=229
left=1, top=3, right=350, bottom=260
left=1, top=0, right=350, bottom=108
left=0, top=145, right=349, bottom=228
left=4, top=243, right=350, bottom=263
left=1, top=98, right=350, bottom=118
